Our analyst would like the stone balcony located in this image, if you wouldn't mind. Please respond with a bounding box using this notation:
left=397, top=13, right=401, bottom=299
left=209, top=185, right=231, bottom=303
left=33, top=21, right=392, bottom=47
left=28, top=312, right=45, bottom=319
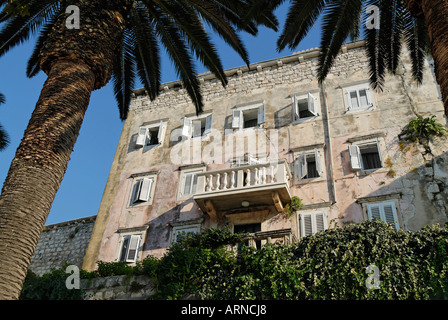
left=193, top=160, right=292, bottom=219
left=238, top=228, right=297, bottom=249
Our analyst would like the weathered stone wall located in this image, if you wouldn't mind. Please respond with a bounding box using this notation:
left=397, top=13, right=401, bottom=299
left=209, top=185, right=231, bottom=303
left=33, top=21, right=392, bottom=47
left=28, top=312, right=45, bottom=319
left=81, top=275, right=155, bottom=300
left=29, top=216, right=96, bottom=276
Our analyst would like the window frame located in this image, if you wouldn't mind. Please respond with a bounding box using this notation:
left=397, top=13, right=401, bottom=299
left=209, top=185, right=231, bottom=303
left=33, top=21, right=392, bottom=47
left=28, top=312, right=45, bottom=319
left=344, top=85, right=374, bottom=112
left=291, top=92, right=319, bottom=123
left=177, top=166, right=206, bottom=201
left=365, top=201, right=400, bottom=230
left=117, top=230, right=146, bottom=264
left=348, top=138, right=384, bottom=172
left=128, top=172, right=158, bottom=207
left=181, top=113, right=213, bottom=140
left=135, top=120, right=167, bottom=149
left=298, top=211, right=327, bottom=238
left=171, top=224, right=201, bottom=243
left=231, top=103, right=265, bottom=131
left=292, top=147, right=325, bottom=184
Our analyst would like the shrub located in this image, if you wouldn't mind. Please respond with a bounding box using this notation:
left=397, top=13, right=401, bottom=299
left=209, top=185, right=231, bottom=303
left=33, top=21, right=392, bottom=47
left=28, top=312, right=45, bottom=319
left=401, top=116, right=447, bottom=142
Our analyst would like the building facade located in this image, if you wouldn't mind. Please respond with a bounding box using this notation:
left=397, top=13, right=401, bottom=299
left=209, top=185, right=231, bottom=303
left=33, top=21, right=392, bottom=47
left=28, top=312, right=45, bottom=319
left=82, top=40, right=448, bottom=271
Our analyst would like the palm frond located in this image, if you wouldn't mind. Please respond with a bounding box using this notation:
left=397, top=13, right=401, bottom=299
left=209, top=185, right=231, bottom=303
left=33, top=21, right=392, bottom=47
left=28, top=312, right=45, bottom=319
left=277, top=0, right=327, bottom=51
left=111, top=29, right=137, bottom=121
left=317, top=0, right=363, bottom=82
left=146, top=2, right=203, bottom=114
left=404, top=12, right=428, bottom=84
left=0, top=0, right=59, bottom=58
left=0, top=124, right=9, bottom=151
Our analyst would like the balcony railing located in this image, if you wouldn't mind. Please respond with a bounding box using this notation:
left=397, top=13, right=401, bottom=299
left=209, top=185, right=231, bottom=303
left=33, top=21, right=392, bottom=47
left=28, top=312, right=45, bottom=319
left=237, top=228, right=297, bottom=249
left=195, top=160, right=291, bottom=195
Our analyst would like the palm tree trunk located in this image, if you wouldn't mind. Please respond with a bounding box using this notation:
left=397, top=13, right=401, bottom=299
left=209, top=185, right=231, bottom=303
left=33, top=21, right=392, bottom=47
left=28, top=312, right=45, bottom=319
left=0, top=60, right=96, bottom=299
left=0, top=0, right=127, bottom=300
left=407, top=0, right=448, bottom=117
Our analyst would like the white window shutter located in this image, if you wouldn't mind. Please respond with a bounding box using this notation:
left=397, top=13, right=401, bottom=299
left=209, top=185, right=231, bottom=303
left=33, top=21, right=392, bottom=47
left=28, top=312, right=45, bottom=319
left=365, top=87, right=373, bottom=107
left=299, top=152, right=308, bottom=179
left=346, top=91, right=353, bottom=111
left=157, top=121, right=166, bottom=145
left=348, top=145, right=362, bottom=170
left=292, top=95, right=299, bottom=120
left=136, top=127, right=148, bottom=147
left=119, top=236, right=130, bottom=261
left=376, top=138, right=383, bottom=167
left=314, top=148, right=322, bottom=177
left=232, top=110, right=242, bottom=129
left=367, top=204, right=382, bottom=221
left=126, top=235, right=140, bottom=263
left=131, top=179, right=142, bottom=204
left=138, top=178, right=152, bottom=202
left=181, top=117, right=192, bottom=139
left=192, top=119, right=202, bottom=138
left=315, top=212, right=326, bottom=232
left=204, top=114, right=212, bottom=135
left=183, top=173, right=193, bottom=196
left=308, top=93, right=317, bottom=116
left=383, top=203, right=399, bottom=230
left=302, top=214, right=313, bottom=237
left=257, top=104, right=265, bottom=124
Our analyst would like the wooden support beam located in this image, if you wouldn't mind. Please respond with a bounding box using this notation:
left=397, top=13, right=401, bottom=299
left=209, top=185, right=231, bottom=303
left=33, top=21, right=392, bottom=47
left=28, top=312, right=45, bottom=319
left=204, top=200, right=217, bottom=220
left=272, top=191, right=284, bottom=213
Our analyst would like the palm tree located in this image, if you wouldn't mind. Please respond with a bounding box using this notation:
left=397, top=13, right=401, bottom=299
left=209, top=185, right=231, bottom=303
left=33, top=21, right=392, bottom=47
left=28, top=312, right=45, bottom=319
left=0, top=93, right=9, bottom=150
left=276, top=0, right=448, bottom=117
left=0, top=0, right=279, bottom=299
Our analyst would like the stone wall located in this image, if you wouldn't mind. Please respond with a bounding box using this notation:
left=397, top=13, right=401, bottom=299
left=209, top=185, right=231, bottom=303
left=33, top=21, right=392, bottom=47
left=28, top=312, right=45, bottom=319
left=29, top=216, right=96, bottom=276
left=81, top=275, right=155, bottom=300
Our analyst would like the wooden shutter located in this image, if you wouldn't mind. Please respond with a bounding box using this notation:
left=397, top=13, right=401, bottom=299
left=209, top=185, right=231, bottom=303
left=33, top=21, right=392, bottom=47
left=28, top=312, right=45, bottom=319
left=298, top=152, right=307, bottom=179
left=375, top=138, right=383, bottom=167
left=192, top=119, right=202, bottom=138
left=257, top=104, right=265, bottom=124
left=204, top=114, right=212, bottom=135
left=365, top=87, right=373, bottom=107
left=314, top=148, right=322, bottom=177
left=183, top=173, right=193, bottom=196
left=383, top=203, right=399, bottom=230
left=138, top=178, right=152, bottom=202
left=157, top=121, right=166, bottom=145
left=367, top=204, right=382, bottom=221
left=181, top=117, right=192, bottom=138
left=315, top=212, right=326, bottom=232
left=346, top=90, right=353, bottom=110
left=119, top=236, right=130, bottom=262
left=136, top=127, right=148, bottom=147
left=302, top=214, right=313, bottom=237
left=232, top=110, right=242, bottom=129
left=348, top=145, right=362, bottom=170
left=126, top=235, right=140, bottom=263
left=292, top=95, right=299, bottom=121
left=308, top=93, right=317, bottom=116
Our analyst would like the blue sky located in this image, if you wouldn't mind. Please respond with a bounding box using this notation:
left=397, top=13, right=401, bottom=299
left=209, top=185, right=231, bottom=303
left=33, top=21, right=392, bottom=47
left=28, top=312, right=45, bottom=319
left=0, top=3, right=321, bottom=225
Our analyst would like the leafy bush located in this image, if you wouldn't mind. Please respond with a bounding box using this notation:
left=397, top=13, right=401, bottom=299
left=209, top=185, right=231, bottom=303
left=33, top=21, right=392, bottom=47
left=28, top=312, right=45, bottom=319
left=401, top=116, right=447, bottom=141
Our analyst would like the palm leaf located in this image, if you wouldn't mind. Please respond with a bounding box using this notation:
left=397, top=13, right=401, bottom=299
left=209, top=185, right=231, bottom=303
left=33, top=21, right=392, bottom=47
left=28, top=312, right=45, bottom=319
left=404, top=12, right=428, bottom=84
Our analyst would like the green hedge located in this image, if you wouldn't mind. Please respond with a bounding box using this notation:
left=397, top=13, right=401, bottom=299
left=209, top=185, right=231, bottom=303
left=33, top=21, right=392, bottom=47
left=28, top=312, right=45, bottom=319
left=20, top=221, right=448, bottom=300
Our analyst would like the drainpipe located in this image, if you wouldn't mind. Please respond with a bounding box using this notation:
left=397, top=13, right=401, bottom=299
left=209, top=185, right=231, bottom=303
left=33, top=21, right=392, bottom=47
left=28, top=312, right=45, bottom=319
left=320, top=80, right=337, bottom=204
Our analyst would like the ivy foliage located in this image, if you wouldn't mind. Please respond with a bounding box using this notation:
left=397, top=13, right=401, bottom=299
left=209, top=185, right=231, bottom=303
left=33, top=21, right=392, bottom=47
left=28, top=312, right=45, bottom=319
left=20, top=221, right=448, bottom=300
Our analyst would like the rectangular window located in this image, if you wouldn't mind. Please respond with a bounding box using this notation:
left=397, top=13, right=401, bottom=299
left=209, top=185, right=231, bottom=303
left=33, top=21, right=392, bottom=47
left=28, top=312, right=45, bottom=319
left=172, top=226, right=200, bottom=243
left=181, top=114, right=212, bottom=139
left=181, top=170, right=202, bottom=197
left=292, top=92, right=318, bottom=121
left=300, top=212, right=327, bottom=238
left=366, top=202, right=400, bottom=230
left=296, top=149, right=322, bottom=180
left=346, top=87, right=372, bottom=111
left=232, top=104, right=265, bottom=130
left=135, top=120, right=167, bottom=148
left=119, top=234, right=141, bottom=263
left=131, top=177, right=154, bottom=204
left=348, top=139, right=383, bottom=171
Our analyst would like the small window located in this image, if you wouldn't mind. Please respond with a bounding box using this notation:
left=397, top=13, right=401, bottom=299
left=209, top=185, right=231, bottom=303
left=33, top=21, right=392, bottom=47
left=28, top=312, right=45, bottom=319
left=292, top=93, right=318, bottom=121
left=366, top=202, right=400, bottom=230
left=180, top=169, right=203, bottom=198
left=232, top=104, right=265, bottom=130
left=135, top=121, right=167, bottom=147
left=348, top=139, right=383, bottom=171
left=346, top=87, right=373, bottom=111
left=300, top=212, right=327, bottom=238
left=172, top=226, right=200, bottom=243
left=296, top=149, right=322, bottom=180
left=181, top=114, right=212, bottom=139
left=119, top=234, right=141, bottom=263
left=131, top=177, right=154, bottom=205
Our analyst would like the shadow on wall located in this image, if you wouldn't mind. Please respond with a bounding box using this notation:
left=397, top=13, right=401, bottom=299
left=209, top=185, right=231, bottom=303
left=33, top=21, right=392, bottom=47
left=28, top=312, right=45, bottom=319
left=340, top=136, right=448, bottom=232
